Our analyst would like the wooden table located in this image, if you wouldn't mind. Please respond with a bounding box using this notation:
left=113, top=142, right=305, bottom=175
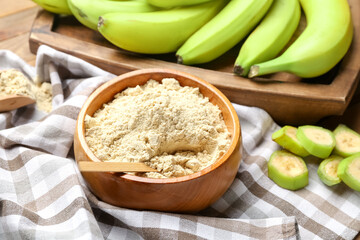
left=0, top=1, right=359, bottom=238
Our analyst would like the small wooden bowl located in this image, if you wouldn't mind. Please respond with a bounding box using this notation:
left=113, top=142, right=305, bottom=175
left=74, top=68, right=242, bottom=213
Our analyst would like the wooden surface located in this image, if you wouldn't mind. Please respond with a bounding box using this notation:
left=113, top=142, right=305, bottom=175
left=1, top=0, right=359, bottom=237
left=0, top=0, right=39, bottom=65
left=77, top=161, right=158, bottom=172
left=28, top=0, right=360, bottom=125
left=74, top=69, right=242, bottom=212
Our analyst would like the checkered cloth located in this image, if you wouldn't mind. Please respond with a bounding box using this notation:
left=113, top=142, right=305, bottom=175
left=0, top=45, right=359, bottom=240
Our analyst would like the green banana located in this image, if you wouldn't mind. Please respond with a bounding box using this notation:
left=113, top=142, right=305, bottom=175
left=296, top=125, right=335, bottom=159
left=234, top=0, right=300, bottom=77
left=268, top=150, right=309, bottom=190
left=32, top=0, right=72, bottom=15
left=68, top=0, right=159, bottom=31
left=98, top=0, right=228, bottom=54
left=248, top=0, right=353, bottom=79
left=146, top=0, right=213, bottom=8
left=271, top=125, right=309, bottom=157
left=176, top=0, right=273, bottom=65
left=337, top=153, right=360, bottom=192
left=333, top=124, right=360, bottom=157
left=317, top=155, right=343, bottom=186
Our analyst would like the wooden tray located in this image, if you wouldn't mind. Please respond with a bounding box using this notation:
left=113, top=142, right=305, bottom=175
left=29, top=0, right=360, bottom=125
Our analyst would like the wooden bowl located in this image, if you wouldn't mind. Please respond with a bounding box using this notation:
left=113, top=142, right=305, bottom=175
left=74, top=68, right=242, bottom=213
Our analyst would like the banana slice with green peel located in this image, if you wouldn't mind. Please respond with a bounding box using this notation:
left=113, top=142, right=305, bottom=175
left=317, top=155, right=343, bottom=186
left=333, top=124, right=360, bottom=158
left=272, top=126, right=309, bottom=157
left=337, top=153, right=360, bottom=192
left=268, top=150, right=308, bottom=190
left=296, top=125, right=335, bottom=159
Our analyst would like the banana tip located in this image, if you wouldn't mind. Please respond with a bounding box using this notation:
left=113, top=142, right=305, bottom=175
left=233, top=65, right=244, bottom=76
left=248, top=66, right=259, bottom=78
left=176, top=55, right=183, bottom=64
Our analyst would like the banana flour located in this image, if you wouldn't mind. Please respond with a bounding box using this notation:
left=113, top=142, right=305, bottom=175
left=85, top=78, right=231, bottom=178
left=0, top=69, right=52, bottom=112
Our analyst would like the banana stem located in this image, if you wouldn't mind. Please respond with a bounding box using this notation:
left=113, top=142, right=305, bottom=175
left=176, top=55, right=183, bottom=64
left=233, top=65, right=245, bottom=76
left=248, top=66, right=260, bottom=78
left=248, top=58, right=288, bottom=78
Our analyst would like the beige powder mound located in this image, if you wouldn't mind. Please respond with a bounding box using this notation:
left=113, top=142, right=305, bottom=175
left=0, top=69, right=34, bottom=98
left=85, top=78, right=231, bottom=178
left=0, top=69, right=53, bottom=112
left=32, top=79, right=53, bottom=113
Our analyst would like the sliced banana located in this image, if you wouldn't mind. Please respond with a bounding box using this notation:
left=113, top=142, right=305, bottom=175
left=333, top=124, right=360, bottom=157
left=272, top=126, right=309, bottom=157
left=296, top=125, right=335, bottom=159
left=268, top=150, right=308, bottom=190
left=317, top=155, right=343, bottom=186
left=337, top=153, right=360, bottom=192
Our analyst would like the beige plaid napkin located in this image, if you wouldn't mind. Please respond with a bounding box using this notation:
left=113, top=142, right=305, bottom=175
left=0, top=45, right=359, bottom=240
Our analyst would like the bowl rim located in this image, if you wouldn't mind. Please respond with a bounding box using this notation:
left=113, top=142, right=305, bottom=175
left=76, top=68, right=241, bottom=184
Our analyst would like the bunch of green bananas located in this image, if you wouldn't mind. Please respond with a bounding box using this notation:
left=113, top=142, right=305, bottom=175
left=32, top=0, right=353, bottom=79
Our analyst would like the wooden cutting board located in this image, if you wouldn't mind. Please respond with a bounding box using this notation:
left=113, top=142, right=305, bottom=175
left=29, top=0, right=360, bottom=125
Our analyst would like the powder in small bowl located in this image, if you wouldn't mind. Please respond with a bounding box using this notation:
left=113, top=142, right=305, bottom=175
left=84, top=78, right=231, bottom=178
left=0, top=69, right=53, bottom=112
